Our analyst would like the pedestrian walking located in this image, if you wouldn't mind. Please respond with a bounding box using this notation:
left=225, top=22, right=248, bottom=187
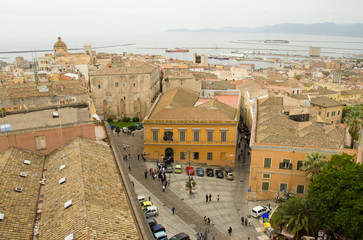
left=204, top=216, right=207, bottom=224
left=144, top=170, right=148, bottom=179
left=172, top=207, right=175, bottom=215
left=128, top=165, right=131, bottom=171
left=148, top=196, right=151, bottom=201
left=207, top=217, right=210, bottom=226
left=209, top=194, right=212, bottom=202
left=115, top=127, right=120, bottom=136
left=138, top=154, right=140, bottom=160
left=248, top=237, right=250, bottom=240
left=241, top=216, right=244, bottom=225
left=162, top=185, right=165, bottom=192
left=167, top=179, right=171, bottom=187
left=248, top=217, right=251, bottom=226
left=245, top=218, right=248, bottom=226
left=217, top=195, right=220, bottom=202
left=228, top=227, right=232, bottom=236
left=206, top=194, right=208, bottom=202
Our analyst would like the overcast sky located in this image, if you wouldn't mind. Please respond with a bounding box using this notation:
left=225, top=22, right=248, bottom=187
left=2, top=0, right=362, bottom=37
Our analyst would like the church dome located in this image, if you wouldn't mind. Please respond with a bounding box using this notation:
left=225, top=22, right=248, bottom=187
left=54, top=37, right=67, bottom=48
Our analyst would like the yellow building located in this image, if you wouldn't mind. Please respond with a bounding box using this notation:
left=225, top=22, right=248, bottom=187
left=339, top=89, right=363, bottom=102
left=311, top=96, right=344, bottom=124
left=143, top=87, right=241, bottom=167
left=249, top=96, right=351, bottom=201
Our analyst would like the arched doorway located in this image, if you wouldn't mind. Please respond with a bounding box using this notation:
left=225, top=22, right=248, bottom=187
left=164, top=148, right=174, bottom=164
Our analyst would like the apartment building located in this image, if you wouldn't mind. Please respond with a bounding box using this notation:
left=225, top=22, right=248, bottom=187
left=310, top=96, right=344, bottom=124
left=249, top=96, right=349, bottom=201
left=143, top=87, right=241, bottom=167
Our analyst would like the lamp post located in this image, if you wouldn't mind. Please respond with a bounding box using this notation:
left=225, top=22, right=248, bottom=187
left=188, top=149, right=192, bottom=193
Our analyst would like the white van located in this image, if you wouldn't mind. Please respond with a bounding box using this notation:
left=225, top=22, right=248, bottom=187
left=251, top=205, right=270, bottom=218
left=144, top=206, right=158, bottom=217
left=137, top=195, right=146, bottom=202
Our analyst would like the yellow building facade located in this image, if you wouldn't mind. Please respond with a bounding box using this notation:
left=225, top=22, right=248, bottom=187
left=144, top=120, right=237, bottom=166
left=248, top=96, right=350, bottom=201
left=144, top=87, right=241, bottom=167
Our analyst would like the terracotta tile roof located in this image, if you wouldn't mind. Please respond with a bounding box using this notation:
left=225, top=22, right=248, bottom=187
left=340, top=89, right=363, bottom=96
left=1, top=81, right=86, bottom=99
left=149, top=87, right=237, bottom=121
left=289, top=94, right=309, bottom=100
left=38, top=138, right=141, bottom=239
left=202, top=80, right=236, bottom=90
left=0, top=148, right=45, bottom=239
left=89, top=63, right=159, bottom=76
left=213, top=95, right=240, bottom=109
left=255, top=97, right=345, bottom=149
left=150, top=87, right=200, bottom=118
left=311, top=96, right=344, bottom=108
left=4, top=106, right=93, bottom=131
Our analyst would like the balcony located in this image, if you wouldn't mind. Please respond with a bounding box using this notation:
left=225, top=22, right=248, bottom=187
left=279, top=162, right=293, bottom=170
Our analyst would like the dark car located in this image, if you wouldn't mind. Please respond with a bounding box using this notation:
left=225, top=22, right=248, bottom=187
left=216, top=169, right=224, bottom=178
left=147, top=217, right=157, bottom=228
left=151, top=224, right=166, bottom=234
left=166, top=165, right=174, bottom=173
left=206, top=168, right=214, bottom=177
left=196, top=167, right=204, bottom=177
left=128, top=125, right=136, bottom=131
left=169, top=232, right=190, bottom=240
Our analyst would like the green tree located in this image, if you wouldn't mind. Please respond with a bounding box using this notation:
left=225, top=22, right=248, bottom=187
left=302, top=152, right=327, bottom=182
left=308, top=153, right=363, bottom=239
left=344, top=104, right=363, bottom=149
left=271, top=197, right=315, bottom=238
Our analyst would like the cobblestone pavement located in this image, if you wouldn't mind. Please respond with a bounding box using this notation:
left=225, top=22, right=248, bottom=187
left=110, top=129, right=277, bottom=240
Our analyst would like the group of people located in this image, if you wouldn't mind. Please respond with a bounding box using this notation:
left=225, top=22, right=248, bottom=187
left=145, top=163, right=171, bottom=192
left=241, top=216, right=251, bottom=226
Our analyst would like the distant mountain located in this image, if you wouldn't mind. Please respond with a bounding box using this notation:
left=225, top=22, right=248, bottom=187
left=167, top=23, right=363, bottom=36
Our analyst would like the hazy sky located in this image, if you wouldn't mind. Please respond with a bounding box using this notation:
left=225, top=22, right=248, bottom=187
left=2, top=0, right=363, bottom=37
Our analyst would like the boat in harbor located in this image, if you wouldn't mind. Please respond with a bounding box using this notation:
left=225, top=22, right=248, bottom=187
left=165, top=48, right=189, bottom=52
left=264, top=40, right=289, bottom=44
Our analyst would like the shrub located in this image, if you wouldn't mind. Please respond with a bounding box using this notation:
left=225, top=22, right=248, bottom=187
left=107, top=118, right=113, bottom=122
left=123, top=117, right=130, bottom=122
left=132, top=117, right=139, bottom=122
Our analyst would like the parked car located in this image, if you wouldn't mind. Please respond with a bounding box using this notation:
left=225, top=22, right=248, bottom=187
left=147, top=217, right=157, bottom=228
left=166, top=165, right=174, bottom=173
left=137, top=195, right=146, bottom=202
left=140, top=201, right=153, bottom=210
left=186, top=166, right=195, bottom=175
left=215, top=169, right=224, bottom=178
left=196, top=167, right=204, bottom=177
left=169, top=232, right=190, bottom=240
left=251, top=205, right=270, bottom=218
left=151, top=224, right=166, bottom=234
left=135, top=122, right=143, bottom=130
left=206, top=168, right=214, bottom=177
left=154, top=231, right=168, bottom=240
left=174, top=164, right=182, bottom=174
left=226, top=172, right=234, bottom=180
left=144, top=206, right=158, bottom=217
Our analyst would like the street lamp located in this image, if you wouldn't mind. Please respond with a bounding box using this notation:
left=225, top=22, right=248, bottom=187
left=188, top=150, right=192, bottom=193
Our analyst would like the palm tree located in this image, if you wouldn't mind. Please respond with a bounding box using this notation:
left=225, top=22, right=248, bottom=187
left=302, top=152, right=327, bottom=182
left=271, top=197, right=315, bottom=238
left=344, top=105, right=363, bottom=149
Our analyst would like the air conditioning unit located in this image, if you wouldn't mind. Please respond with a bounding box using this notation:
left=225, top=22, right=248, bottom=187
left=20, top=172, right=28, bottom=177
left=53, top=112, right=59, bottom=118
left=59, top=165, right=66, bottom=171
left=61, top=154, right=66, bottom=159
left=24, top=160, right=31, bottom=165
left=0, top=213, right=4, bottom=221
left=64, top=200, right=72, bottom=209
left=59, top=177, right=66, bottom=184
left=14, top=187, right=23, bottom=192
